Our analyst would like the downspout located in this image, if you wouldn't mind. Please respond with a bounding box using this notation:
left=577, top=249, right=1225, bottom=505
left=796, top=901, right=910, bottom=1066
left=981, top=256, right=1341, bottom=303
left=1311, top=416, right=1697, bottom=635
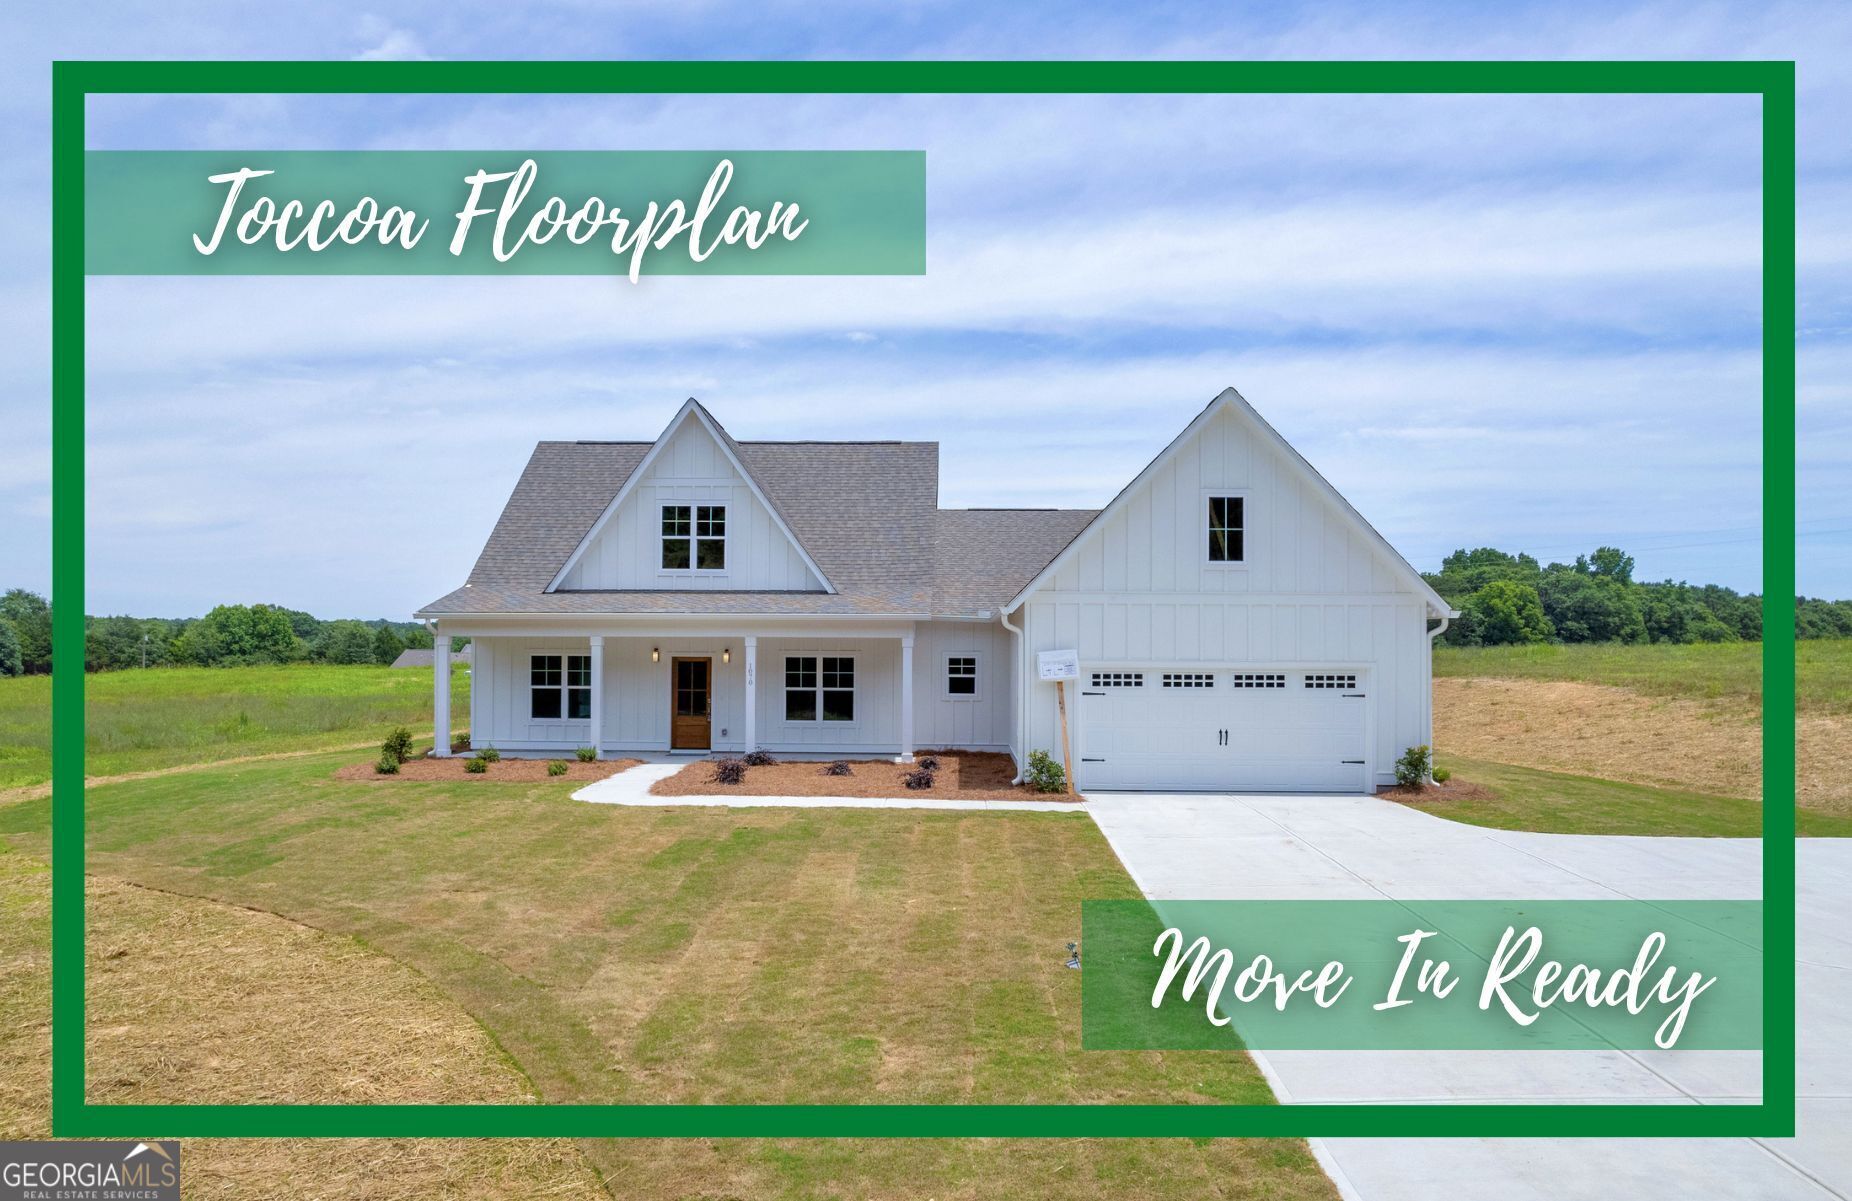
left=1424, top=608, right=1456, bottom=778
left=1000, top=604, right=1026, bottom=784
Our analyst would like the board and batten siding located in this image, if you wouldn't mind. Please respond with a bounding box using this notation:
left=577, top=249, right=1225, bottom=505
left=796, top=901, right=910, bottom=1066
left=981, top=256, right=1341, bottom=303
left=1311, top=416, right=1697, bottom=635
left=558, top=419, right=823, bottom=592
left=1015, top=403, right=1434, bottom=788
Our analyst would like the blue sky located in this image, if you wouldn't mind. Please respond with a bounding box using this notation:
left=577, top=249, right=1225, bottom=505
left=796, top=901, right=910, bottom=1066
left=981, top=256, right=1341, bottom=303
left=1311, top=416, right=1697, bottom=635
left=2, top=2, right=1848, bottom=618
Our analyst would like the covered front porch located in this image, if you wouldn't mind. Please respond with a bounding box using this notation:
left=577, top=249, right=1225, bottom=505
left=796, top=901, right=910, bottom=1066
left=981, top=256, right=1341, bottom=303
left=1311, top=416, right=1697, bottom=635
left=428, top=619, right=926, bottom=763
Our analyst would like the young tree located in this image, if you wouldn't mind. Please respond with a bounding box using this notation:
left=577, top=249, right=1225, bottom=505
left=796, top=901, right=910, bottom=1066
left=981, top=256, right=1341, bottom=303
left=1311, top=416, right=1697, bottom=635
left=1463, top=580, right=1553, bottom=645
left=0, top=619, right=21, bottom=677
left=372, top=624, right=406, bottom=665
left=0, top=589, right=52, bottom=673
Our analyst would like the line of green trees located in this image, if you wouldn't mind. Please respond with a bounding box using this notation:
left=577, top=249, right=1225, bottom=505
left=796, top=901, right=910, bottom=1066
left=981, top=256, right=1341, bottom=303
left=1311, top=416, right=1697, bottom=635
left=0, top=588, right=440, bottom=676
left=1426, top=547, right=1852, bottom=646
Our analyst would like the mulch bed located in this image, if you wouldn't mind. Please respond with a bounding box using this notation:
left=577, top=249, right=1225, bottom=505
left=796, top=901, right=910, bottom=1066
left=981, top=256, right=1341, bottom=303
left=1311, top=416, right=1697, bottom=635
left=648, top=750, right=1074, bottom=802
left=334, top=757, right=641, bottom=783
left=1378, top=777, right=1496, bottom=803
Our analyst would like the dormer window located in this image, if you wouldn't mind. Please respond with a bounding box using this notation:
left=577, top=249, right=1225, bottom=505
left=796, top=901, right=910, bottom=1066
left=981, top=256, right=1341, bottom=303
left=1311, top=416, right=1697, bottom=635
left=662, top=504, right=726, bottom=571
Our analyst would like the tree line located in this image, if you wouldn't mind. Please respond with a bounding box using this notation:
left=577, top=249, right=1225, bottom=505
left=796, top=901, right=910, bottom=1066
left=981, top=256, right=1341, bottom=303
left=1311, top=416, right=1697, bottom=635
left=0, top=589, right=447, bottom=676
left=1426, top=547, right=1852, bottom=646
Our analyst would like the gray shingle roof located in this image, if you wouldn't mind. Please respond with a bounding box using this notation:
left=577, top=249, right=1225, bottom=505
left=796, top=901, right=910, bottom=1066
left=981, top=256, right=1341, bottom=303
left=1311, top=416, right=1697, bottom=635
left=419, top=407, right=1088, bottom=620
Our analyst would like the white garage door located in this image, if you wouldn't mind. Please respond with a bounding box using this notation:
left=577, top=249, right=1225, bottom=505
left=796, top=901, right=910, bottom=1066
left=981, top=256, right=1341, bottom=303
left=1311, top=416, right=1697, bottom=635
left=1078, top=668, right=1369, bottom=793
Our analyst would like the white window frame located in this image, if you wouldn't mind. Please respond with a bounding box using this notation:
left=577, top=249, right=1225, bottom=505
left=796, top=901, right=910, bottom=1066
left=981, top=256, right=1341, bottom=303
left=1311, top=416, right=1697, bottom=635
left=944, top=652, right=981, bottom=700
left=1201, top=489, right=1248, bottom=568
left=529, top=651, right=592, bottom=722
left=781, top=652, right=859, bottom=725
left=659, top=502, right=729, bottom=575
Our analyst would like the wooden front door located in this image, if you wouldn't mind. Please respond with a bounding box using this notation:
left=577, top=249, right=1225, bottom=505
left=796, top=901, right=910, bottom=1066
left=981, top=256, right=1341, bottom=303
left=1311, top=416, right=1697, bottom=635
left=671, top=657, right=712, bottom=750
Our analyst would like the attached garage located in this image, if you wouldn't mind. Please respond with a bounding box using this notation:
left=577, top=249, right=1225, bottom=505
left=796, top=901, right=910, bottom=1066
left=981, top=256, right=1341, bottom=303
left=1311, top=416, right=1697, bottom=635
left=1076, top=667, right=1372, bottom=793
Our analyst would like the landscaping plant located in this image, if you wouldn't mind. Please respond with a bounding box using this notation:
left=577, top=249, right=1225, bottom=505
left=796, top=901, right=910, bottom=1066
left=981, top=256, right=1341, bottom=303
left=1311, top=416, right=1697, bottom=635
left=916, top=754, right=940, bottom=772
left=1025, top=749, right=1066, bottom=794
left=476, top=744, right=502, bottom=764
left=372, top=754, right=399, bottom=775
left=575, top=746, right=597, bottom=762
left=380, top=725, right=415, bottom=765
left=903, top=767, right=935, bottom=790
left=464, top=757, right=488, bottom=775
left=712, top=758, right=747, bottom=785
left=742, top=749, right=778, bottom=766
left=821, top=760, right=852, bottom=777
left=1432, top=765, right=1452, bottom=784
left=1395, top=744, right=1433, bottom=789
left=547, top=760, right=568, bottom=777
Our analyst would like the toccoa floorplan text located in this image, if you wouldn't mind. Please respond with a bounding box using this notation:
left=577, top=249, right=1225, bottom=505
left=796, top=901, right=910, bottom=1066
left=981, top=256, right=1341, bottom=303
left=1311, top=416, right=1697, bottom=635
left=415, top=388, right=1457, bottom=793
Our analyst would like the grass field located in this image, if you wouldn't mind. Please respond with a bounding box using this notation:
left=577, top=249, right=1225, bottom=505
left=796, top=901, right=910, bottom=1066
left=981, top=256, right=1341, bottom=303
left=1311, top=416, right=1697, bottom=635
left=0, top=664, right=468, bottom=791
left=0, top=755, right=1334, bottom=1200
left=1398, top=756, right=1852, bottom=837
left=1435, top=639, right=1851, bottom=713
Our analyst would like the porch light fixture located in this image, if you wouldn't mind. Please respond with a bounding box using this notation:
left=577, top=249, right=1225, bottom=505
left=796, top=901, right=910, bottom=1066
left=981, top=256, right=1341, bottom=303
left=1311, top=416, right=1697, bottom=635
left=723, top=646, right=731, bottom=664
left=651, top=647, right=660, bottom=663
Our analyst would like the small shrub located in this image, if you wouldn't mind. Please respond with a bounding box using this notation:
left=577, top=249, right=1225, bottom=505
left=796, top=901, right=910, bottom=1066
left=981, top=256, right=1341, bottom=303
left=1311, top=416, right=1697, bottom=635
left=1394, top=744, right=1432, bottom=789
left=712, top=759, right=747, bottom=785
left=916, top=754, right=940, bottom=772
left=821, top=760, right=853, bottom=777
left=575, top=746, right=597, bottom=762
left=1432, top=765, right=1452, bottom=784
left=373, top=754, right=399, bottom=775
left=547, top=760, right=569, bottom=777
left=476, top=744, right=502, bottom=764
left=464, top=756, right=488, bottom=775
left=381, top=726, right=415, bottom=765
left=903, top=767, right=935, bottom=790
left=1025, top=749, right=1067, bottom=794
left=742, top=749, right=778, bottom=766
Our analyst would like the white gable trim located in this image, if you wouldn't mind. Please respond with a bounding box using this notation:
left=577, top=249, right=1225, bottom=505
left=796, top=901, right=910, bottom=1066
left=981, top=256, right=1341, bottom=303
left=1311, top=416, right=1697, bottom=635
left=545, top=399, right=837, bottom=594
left=1003, top=387, right=1451, bottom=615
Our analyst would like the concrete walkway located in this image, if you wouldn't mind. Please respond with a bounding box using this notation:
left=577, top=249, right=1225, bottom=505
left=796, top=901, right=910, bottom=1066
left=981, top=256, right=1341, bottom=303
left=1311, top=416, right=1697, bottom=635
left=1085, top=792, right=1849, bottom=1200
left=572, top=762, right=1090, bottom=812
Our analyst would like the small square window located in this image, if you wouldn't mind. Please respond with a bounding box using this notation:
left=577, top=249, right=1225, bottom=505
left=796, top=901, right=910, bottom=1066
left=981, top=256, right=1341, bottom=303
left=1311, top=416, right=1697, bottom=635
left=947, top=656, right=977, bottom=696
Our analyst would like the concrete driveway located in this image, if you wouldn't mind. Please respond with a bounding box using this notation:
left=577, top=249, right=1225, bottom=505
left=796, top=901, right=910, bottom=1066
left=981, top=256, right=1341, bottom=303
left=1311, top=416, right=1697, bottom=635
left=1085, top=792, right=1850, bottom=1201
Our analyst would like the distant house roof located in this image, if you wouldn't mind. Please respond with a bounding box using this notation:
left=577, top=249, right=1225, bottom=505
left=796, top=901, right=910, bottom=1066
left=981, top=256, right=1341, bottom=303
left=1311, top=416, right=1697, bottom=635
left=390, top=644, right=469, bottom=668
left=417, top=404, right=1092, bottom=620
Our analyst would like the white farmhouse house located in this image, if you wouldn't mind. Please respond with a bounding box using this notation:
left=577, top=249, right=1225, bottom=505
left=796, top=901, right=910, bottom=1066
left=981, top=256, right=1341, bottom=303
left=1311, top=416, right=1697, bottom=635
left=415, top=388, right=1455, bottom=792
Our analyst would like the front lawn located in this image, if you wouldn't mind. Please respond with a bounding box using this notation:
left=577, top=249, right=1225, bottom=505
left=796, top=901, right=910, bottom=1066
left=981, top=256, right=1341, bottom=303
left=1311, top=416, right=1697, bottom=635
left=0, top=754, right=1334, bottom=1200
left=0, top=663, right=469, bottom=791
left=1398, top=755, right=1852, bottom=838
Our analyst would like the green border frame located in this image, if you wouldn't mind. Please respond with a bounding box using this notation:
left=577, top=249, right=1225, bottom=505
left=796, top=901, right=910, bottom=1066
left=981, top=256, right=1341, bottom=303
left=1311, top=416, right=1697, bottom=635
left=50, top=59, right=1796, bottom=1139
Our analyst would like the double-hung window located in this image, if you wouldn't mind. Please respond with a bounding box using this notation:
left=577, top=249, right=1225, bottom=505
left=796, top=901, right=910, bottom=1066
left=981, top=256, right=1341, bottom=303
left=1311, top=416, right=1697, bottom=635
left=1207, top=495, right=1244, bottom=564
left=531, top=653, right=591, bottom=720
left=662, top=504, right=727, bottom=571
left=784, top=655, right=855, bottom=722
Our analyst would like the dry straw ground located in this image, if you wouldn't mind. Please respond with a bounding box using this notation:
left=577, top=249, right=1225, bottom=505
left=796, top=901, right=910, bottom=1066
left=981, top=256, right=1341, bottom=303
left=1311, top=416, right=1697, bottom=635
left=0, top=847, right=606, bottom=1200
left=1434, top=677, right=1849, bottom=815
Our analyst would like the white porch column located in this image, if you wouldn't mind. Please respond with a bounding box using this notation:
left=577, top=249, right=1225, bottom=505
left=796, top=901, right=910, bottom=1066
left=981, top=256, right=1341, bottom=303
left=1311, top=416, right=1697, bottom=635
left=432, top=626, right=451, bottom=757
left=743, top=635, right=758, bottom=752
left=589, top=635, right=605, bottom=759
left=896, top=631, right=916, bottom=764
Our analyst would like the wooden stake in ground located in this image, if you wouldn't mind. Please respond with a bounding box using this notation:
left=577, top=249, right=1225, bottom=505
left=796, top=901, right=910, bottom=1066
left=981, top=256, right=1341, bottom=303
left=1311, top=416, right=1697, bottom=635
left=1055, top=679, right=1077, bottom=797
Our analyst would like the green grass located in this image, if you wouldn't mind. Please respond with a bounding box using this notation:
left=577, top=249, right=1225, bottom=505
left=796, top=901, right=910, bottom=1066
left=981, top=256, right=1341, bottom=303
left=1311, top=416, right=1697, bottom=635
left=1435, top=639, right=1852, bottom=714
left=0, top=663, right=469, bottom=790
left=1412, top=756, right=1852, bottom=838
left=0, top=754, right=1335, bottom=1199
